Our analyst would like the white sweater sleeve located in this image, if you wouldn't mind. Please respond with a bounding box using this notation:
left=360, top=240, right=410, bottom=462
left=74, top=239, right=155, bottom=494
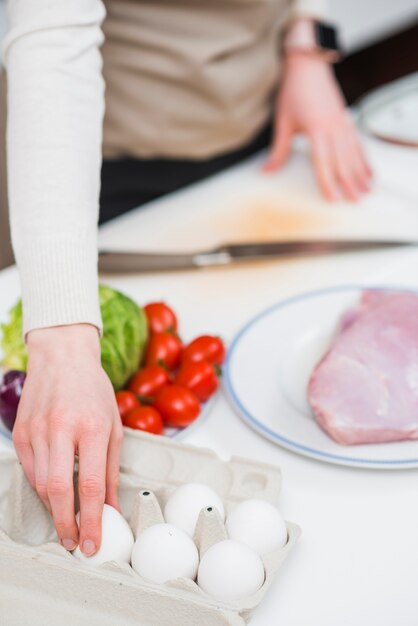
left=3, top=0, right=106, bottom=335
left=291, top=0, right=327, bottom=19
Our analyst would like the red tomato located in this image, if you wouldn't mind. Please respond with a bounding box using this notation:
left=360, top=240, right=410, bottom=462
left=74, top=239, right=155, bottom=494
left=128, top=365, right=171, bottom=400
left=145, top=332, right=183, bottom=370
left=174, top=361, right=219, bottom=403
left=122, top=406, right=164, bottom=435
left=154, top=384, right=200, bottom=428
left=115, top=390, right=140, bottom=418
left=182, top=335, right=226, bottom=366
left=144, top=302, right=178, bottom=334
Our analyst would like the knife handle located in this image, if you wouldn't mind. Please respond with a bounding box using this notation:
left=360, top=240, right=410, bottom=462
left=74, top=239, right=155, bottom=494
left=99, top=251, right=198, bottom=274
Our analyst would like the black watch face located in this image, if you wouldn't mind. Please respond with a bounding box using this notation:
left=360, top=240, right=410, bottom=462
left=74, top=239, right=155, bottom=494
left=315, top=22, right=340, bottom=52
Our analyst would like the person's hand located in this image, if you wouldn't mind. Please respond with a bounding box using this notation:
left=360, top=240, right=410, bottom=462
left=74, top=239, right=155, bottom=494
left=12, top=324, right=124, bottom=555
left=264, top=52, right=373, bottom=201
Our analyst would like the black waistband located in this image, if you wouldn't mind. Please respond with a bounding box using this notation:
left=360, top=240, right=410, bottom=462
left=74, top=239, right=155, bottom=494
left=99, top=124, right=272, bottom=224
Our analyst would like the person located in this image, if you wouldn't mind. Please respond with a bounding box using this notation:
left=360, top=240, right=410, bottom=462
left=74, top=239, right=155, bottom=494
left=3, top=0, right=371, bottom=558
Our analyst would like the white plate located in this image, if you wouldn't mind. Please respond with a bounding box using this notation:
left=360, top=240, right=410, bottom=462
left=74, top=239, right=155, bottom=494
left=357, top=73, right=418, bottom=146
left=0, top=401, right=214, bottom=447
left=0, top=376, right=215, bottom=447
left=0, top=301, right=214, bottom=447
left=224, top=285, right=418, bottom=469
left=0, top=419, right=12, bottom=447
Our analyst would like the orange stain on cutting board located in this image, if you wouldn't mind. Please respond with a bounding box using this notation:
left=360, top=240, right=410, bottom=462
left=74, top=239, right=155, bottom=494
left=214, top=200, right=332, bottom=242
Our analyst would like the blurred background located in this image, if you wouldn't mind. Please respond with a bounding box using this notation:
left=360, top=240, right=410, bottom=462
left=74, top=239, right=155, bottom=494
left=0, top=0, right=417, bottom=270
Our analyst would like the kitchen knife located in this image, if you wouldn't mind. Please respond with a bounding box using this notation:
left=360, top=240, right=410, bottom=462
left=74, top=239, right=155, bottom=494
left=98, top=239, right=415, bottom=273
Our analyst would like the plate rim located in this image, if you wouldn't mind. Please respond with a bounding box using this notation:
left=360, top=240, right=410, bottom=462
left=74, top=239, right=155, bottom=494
left=224, top=284, right=418, bottom=469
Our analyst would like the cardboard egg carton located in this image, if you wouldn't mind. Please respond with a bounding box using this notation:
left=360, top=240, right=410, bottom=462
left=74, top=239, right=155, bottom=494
left=0, top=430, right=301, bottom=626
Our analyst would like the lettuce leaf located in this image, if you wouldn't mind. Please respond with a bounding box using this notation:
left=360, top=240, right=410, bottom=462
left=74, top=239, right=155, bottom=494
left=0, top=300, right=27, bottom=372
left=1, top=285, right=148, bottom=390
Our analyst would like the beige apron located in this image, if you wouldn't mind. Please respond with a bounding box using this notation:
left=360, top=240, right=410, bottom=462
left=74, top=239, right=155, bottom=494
left=101, top=0, right=293, bottom=159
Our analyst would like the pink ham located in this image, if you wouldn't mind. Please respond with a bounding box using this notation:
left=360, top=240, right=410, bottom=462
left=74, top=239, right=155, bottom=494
left=308, top=291, right=418, bottom=445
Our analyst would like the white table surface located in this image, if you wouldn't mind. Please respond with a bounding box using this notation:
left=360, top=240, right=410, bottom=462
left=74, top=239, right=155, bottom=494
left=1, top=136, right=418, bottom=626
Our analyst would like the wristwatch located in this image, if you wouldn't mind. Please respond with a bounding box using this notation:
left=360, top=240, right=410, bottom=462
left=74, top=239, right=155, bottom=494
left=283, top=19, right=342, bottom=63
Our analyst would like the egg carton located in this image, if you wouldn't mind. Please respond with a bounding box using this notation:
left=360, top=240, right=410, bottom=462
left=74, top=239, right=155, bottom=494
left=0, top=430, right=301, bottom=626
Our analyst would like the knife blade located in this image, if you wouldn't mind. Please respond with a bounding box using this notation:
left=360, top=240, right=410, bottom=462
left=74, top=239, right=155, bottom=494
left=98, top=239, right=415, bottom=273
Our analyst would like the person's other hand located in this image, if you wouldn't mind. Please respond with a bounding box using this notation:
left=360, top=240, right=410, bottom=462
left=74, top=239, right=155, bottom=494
left=13, top=324, right=123, bottom=555
left=264, top=52, right=373, bottom=202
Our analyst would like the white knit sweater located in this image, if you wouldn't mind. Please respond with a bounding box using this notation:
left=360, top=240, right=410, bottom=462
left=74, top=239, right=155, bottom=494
left=3, top=0, right=326, bottom=336
left=4, top=0, right=105, bottom=335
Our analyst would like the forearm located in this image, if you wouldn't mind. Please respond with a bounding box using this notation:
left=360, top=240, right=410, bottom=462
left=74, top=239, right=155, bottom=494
left=4, top=0, right=106, bottom=335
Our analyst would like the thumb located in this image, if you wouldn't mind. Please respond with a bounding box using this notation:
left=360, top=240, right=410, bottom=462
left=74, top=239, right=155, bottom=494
left=263, top=118, right=293, bottom=172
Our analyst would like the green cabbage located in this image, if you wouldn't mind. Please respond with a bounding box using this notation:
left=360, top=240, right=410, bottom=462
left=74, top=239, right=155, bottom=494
left=1, top=285, right=148, bottom=390
left=98, top=285, right=148, bottom=389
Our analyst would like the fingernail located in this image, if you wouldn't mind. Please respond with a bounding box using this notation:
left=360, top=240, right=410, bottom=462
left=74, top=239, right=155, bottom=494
left=62, top=538, right=76, bottom=551
left=82, top=539, right=96, bottom=556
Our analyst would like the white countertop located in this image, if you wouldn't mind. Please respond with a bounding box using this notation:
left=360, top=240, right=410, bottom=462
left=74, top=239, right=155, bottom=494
left=1, top=136, right=418, bottom=625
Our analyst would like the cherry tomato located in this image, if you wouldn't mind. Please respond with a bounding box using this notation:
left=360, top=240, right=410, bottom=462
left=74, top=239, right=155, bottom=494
left=128, top=365, right=171, bottom=400
left=122, top=406, right=164, bottom=435
left=115, top=390, right=140, bottom=418
left=174, top=361, right=219, bottom=402
left=144, top=302, right=178, bottom=334
left=182, top=335, right=226, bottom=366
left=145, top=332, right=183, bottom=370
left=154, top=384, right=200, bottom=428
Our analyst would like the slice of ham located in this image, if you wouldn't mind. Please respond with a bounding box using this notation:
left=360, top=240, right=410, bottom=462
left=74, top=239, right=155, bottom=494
left=308, top=290, right=418, bottom=445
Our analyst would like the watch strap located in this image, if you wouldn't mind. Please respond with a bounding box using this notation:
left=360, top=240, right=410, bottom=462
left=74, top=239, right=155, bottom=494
left=283, top=19, right=341, bottom=63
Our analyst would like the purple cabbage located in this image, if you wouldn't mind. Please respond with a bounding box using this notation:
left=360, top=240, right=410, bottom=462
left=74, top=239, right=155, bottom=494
left=0, top=370, right=26, bottom=431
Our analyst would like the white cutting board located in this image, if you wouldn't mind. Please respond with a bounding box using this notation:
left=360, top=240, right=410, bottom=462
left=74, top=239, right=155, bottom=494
left=99, top=134, right=418, bottom=255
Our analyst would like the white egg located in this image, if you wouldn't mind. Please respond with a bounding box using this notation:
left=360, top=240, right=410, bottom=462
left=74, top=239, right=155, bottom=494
left=73, top=504, right=134, bottom=567
left=131, top=523, right=199, bottom=584
left=198, top=540, right=265, bottom=601
left=164, top=483, right=225, bottom=536
left=226, top=499, right=287, bottom=555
